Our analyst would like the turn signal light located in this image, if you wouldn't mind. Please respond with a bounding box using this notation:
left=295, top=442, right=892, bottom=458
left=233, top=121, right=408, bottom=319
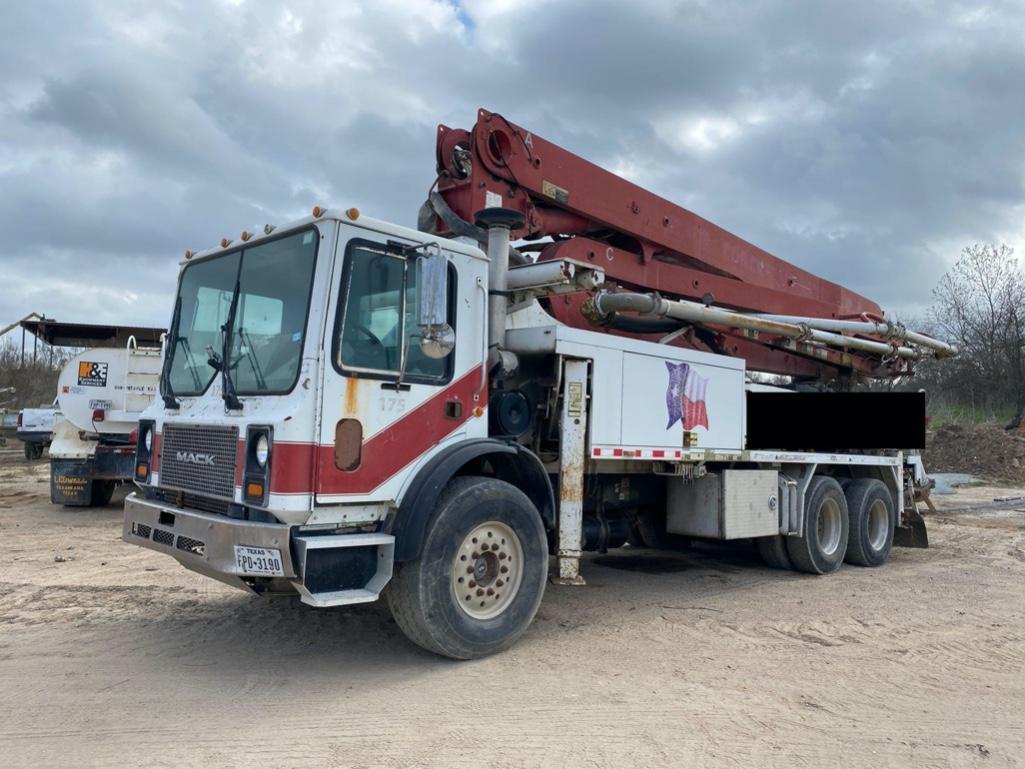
left=92, top=408, right=105, bottom=422
left=136, top=462, right=149, bottom=480
left=246, top=481, right=264, bottom=499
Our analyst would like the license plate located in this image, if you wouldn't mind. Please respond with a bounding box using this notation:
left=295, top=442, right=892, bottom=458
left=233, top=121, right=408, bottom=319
left=234, top=545, right=284, bottom=576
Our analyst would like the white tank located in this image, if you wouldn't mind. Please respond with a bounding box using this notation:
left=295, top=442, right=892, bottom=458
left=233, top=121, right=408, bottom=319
left=55, top=343, right=161, bottom=435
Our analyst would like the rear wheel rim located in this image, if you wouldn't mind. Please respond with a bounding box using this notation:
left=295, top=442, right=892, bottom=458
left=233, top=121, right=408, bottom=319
left=451, top=521, right=524, bottom=620
left=816, top=498, right=843, bottom=557
left=867, top=498, right=889, bottom=551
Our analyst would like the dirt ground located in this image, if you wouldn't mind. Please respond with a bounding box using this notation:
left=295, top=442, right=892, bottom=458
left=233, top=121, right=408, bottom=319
left=925, top=423, right=1025, bottom=484
left=1, top=448, right=1023, bottom=769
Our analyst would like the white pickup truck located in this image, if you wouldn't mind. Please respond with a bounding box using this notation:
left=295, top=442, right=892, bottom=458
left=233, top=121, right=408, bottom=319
left=17, top=407, right=56, bottom=460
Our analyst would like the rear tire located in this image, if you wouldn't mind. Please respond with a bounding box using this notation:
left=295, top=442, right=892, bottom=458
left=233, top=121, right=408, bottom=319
left=24, top=443, right=44, bottom=461
left=756, top=535, right=793, bottom=569
left=386, top=476, right=548, bottom=659
left=786, top=476, right=849, bottom=575
left=843, top=478, right=894, bottom=567
left=89, top=480, right=116, bottom=507
left=633, top=507, right=691, bottom=550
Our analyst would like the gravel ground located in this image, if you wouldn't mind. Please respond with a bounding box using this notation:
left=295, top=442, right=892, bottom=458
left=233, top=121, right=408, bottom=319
left=1, top=449, right=1023, bottom=768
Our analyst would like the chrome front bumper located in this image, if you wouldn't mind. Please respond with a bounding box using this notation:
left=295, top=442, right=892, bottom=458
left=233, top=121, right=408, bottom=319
left=122, top=493, right=296, bottom=593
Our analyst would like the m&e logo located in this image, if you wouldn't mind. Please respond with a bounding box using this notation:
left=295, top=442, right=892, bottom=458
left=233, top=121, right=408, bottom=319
left=77, top=361, right=108, bottom=387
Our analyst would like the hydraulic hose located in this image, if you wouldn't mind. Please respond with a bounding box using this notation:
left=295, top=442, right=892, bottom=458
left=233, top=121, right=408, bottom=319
left=418, top=191, right=530, bottom=266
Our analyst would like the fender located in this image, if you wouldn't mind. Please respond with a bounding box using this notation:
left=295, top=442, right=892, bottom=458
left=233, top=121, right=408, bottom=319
left=392, top=438, right=555, bottom=562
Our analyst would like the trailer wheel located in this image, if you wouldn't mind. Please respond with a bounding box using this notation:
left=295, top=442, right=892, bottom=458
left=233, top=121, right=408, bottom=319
left=756, top=535, right=793, bottom=570
left=843, top=478, right=894, bottom=567
left=24, top=443, right=44, bottom=461
left=785, top=476, right=849, bottom=575
left=386, top=476, right=548, bottom=659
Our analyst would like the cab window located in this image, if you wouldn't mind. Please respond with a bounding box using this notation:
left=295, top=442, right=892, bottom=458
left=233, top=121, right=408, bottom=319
left=336, top=243, right=453, bottom=382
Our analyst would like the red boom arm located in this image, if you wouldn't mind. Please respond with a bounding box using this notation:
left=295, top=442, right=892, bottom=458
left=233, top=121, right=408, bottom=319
left=429, top=108, right=893, bottom=379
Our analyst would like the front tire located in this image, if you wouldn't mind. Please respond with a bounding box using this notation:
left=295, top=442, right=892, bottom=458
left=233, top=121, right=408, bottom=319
left=785, top=476, right=849, bottom=575
left=844, top=478, right=894, bottom=567
left=386, top=476, right=548, bottom=659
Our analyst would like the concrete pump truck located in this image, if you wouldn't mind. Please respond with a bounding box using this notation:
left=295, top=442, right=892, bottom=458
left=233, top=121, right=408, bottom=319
left=123, top=109, right=955, bottom=658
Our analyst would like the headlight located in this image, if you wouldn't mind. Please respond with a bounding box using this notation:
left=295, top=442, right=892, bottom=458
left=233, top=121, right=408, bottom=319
left=254, top=434, right=270, bottom=467
left=143, top=428, right=152, bottom=452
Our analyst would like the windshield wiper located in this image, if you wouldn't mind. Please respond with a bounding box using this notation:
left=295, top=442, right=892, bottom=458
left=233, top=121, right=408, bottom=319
left=178, top=337, right=203, bottom=390
left=219, top=277, right=243, bottom=410
left=238, top=327, right=267, bottom=390
left=160, top=296, right=183, bottom=409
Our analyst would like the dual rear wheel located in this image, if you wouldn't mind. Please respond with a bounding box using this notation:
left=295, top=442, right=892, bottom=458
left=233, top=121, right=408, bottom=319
left=757, top=476, right=895, bottom=574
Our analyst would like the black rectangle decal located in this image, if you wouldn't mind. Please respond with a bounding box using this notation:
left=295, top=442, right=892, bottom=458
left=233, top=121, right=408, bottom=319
left=746, top=391, right=926, bottom=450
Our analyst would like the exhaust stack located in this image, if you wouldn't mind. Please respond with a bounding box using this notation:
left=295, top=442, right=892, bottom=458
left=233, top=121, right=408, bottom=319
left=475, top=208, right=525, bottom=378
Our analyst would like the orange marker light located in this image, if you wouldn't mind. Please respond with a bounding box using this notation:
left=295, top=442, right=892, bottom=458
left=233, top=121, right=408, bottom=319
left=136, top=463, right=149, bottom=478
left=240, top=231, right=251, bottom=242
left=345, top=207, right=360, bottom=220
left=220, top=238, right=232, bottom=248
left=184, top=249, right=193, bottom=259
left=311, top=206, right=324, bottom=218
left=246, top=482, right=264, bottom=498
left=473, top=406, right=485, bottom=418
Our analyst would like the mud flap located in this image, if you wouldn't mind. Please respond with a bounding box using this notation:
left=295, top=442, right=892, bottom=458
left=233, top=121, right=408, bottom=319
left=50, top=459, right=97, bottom=506
left=893, top=508, right=929, bottom=548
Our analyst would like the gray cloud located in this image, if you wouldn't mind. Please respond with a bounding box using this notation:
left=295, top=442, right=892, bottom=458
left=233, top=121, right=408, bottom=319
left=1, top=0, right=1023, bottom=332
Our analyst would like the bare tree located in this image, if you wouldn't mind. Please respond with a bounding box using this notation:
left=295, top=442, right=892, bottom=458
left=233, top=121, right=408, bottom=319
left=0, top=338, right=74, bottom=410
left=924, top=244, right=1025, bottom=422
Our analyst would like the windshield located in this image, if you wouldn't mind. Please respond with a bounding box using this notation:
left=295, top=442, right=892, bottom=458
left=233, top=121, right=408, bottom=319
left=166, top=228, right=318, bottom=396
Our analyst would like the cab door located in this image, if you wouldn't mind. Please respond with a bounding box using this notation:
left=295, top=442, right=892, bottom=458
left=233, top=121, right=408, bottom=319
left=315, top=228, right=486, bottom=505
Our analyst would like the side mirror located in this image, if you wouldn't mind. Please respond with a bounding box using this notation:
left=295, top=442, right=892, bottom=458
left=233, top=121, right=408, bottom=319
left=417, top=248, right=455, bottom=359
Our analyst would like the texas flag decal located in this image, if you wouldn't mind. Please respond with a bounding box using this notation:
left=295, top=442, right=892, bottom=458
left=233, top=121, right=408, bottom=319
left=665, top=361, right=710, bottom=431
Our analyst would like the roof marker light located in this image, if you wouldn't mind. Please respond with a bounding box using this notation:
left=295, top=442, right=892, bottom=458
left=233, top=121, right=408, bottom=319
left=263, top=224, right=276, bottom=235
left=312, top=206, right=324, bottom=218
left=184, top=250, right=193, bottom=259
left=220, top=238, right=232, bottom=248
left=346, top=207, right=360, bottom=220
left=240, top=231, right=251, bottom=242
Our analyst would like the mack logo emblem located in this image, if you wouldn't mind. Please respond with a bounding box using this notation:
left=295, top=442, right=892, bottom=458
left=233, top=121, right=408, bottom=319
left=176, top=450, right=215, bottom=466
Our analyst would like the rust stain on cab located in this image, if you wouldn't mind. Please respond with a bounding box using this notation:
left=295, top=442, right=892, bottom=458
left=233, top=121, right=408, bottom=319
left=343, top=377, right=359, bottom=416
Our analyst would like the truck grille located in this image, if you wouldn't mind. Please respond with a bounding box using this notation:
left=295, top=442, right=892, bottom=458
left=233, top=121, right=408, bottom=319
left=159, top=423, right=239, bottom=500
left=152, top=488, right=232, bottom=516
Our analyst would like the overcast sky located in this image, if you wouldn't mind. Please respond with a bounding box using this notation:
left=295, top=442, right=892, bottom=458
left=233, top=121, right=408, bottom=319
left=2, top=0, right=1023, bottom=334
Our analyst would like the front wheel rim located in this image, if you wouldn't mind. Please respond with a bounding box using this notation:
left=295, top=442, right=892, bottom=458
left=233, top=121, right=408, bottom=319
left=451, top=521, right=524, bottom=620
